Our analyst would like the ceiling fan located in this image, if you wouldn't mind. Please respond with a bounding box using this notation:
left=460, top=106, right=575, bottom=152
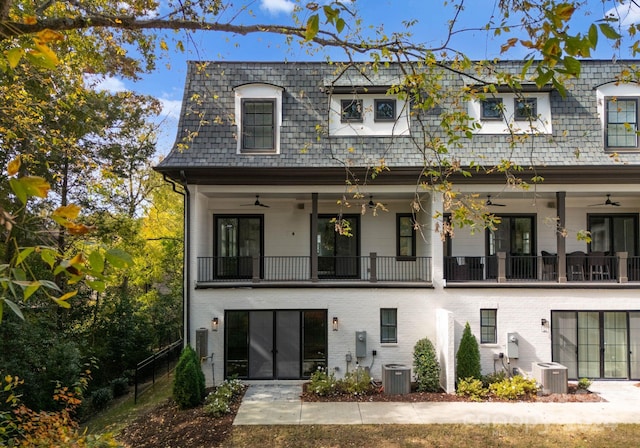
left=241, top=195, right=270, bottom=208
left=589, top=194, right=621, bottom=207
left=486, top=195, right=506, bottom=207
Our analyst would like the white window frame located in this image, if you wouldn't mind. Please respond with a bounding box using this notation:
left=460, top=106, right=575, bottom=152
left=234, top=83, right=283, bottom=154
left=469, top=92, right=552, bottom=135
left=596, top=82, right=640, bottom=152
left=329, top=94, right=410, bottom=137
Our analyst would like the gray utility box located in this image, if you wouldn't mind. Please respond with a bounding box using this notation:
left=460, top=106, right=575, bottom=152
left=382, top=364, right=411, bottom=395
left=532, top=362, right=568, bottom=395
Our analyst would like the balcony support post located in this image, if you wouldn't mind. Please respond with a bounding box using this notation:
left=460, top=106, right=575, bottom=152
left=557, top=191, right=567, bottom=283
left=370, top=252, right=377, bottom=283
left=618, top=252, right=628, bottom=283
left=252, top=256, right=260, bottom=283
left=311, top=193, right=319, bottom=282
left=497, top=252, right=506, bottom=283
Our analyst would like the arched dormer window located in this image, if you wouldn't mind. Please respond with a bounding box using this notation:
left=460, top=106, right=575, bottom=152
left=233, top=83, right=284, bottom=154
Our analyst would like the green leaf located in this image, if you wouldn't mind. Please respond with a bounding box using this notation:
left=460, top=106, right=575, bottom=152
left=105, top=248, right=133, bottom=269
left=40, top=248, right=56, bottom=268
left=39, top=280, right=61, bottom=292
left=23, top=281, right=40, bottom=300
left=87, top=280, right=106, bottom=292
left=599, top=23, right=622, bottom=40
left=8, top=178, right=27, bottom=204
left=305, top=14, right=319, bottom=41
left=534, top=69, right=554, bottom=89
left=15, top=247, right=35, bottom=265
left=88, top=250, right=104, bottom=274
left=588, top=24, right=598, bottom=48
left=562, top=56, right=581, bottom=77
left=335, top=18, right=346, bottom=33
left=2, top=298, right=24, bottom=321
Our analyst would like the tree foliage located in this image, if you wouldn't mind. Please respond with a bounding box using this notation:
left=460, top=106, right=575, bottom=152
left=413, top=337, right=441, bottom=392
left=456, top=322, right=482, bottom=382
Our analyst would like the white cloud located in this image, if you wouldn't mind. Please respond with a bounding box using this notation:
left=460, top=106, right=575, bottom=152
left=84, top=75, right=127, bottom=93
left=260, top=0, right=295, bottom=15
left=159, top=98, right=182, bottom=121
left=605, top=1, right=640, bottom=27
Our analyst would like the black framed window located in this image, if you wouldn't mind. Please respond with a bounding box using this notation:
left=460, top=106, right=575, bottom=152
left=481, top=98, right=503, bottom=120
left=374, top=99, right=396, bottom=121
left=381, top=308, right=397, bottom=343
left=341, top=99, right=363, bottom=122
left=606, top=98, right=638, bottom=149
left=242, top=100, right=275, bottom=152
left=215, top=215, right=263, bottom=279
left=514, top=98, right=537, bottom=120
left=480, top=309, right=497, bottom=344
left=587, top=213, right=638, bottom=256
left=397, top=214, right=416, bottom=258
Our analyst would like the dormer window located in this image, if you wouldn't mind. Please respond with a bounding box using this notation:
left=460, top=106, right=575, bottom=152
left=341, top=99, right=363, bottom=122
left=481, top=98, right=503, bottom=120
left=234, top=83, right=283, bottom=154
left=606, top=98, right=638, bottom=148
left=514, top=98, right=537, bottom=120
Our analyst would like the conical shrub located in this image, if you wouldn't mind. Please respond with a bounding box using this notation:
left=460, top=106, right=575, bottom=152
left=456, top=322, right=481, bottom=381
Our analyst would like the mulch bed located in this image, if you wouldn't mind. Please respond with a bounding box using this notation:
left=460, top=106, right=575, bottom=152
left=117, top=387, right=245, bottom=448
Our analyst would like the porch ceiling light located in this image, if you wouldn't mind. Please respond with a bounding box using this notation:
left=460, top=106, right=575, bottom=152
left=332, top=317, right=339, bottom=331
left=212, top=317, right=219, bottom=331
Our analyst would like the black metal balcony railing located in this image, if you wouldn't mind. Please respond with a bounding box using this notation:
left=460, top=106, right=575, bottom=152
left=197, top=254, right=432, bottom=284
left=445, top=253, right=639, bottom=283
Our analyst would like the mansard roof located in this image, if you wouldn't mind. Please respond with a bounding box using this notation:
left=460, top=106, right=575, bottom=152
left=156, top=60, right=640, bottom=183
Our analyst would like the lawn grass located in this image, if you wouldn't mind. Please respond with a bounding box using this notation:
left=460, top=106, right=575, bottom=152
left=224, top=424, right=640, bottom=448
left=82, top=373, right=174, bottom=436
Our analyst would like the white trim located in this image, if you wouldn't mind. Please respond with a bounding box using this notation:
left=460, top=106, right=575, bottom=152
left=329, top=94, right=410, bottom=136
left=234, top=84, right=284, bottom=154
left=596, top=82, right=640, bottom=150
left=469, top=92, right=552, bottom=134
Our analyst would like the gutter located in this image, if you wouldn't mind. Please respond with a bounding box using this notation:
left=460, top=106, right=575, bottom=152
left=162, top=173, right=190, bottom=346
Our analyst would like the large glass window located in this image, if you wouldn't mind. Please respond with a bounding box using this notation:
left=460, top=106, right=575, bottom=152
left=215, top=215, right=263, bottom=278
left=481, top=98, right=503, bottom=120
left=606, top=98, right=638, bottom=148
left=380, top=308, right=397, bottom=343
left=480, top=309, right=497, bottom=344
left=514, top=98, right=537, bottom=120
left=397, top=214, right=416, bottom=258
left=588, top=214, right=638, bottom=256
left=316, top=215, right=360, bottom=278
left=242, top=100, right=275, bottom=151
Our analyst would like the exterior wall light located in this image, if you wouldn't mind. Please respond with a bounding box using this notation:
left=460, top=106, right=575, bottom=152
left=212, top=317, right=219, bottom=331
left=541, top=318, right=548, bottom=332
left=332, top=317, right=339, bottom=331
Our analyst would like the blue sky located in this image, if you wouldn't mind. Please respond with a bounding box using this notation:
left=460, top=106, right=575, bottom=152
left=89, top=0, right=640, bottom=155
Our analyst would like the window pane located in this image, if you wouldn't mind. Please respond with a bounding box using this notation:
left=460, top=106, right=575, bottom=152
left=514, top=98, right=537, bottom=120
left=242, top=100, right=274, bottom=151
left=381, top=308, right=397, bottom=343
left=607, top=99, right=637, bottom=148
left=375, top=99, right=396, bottom=121
left=341, top=99, right=363, bottom=122
left=480, top=309, right=497, bottom=343
left=481, top=98, right=503, bottom=119
left=397, top=214, right=415, bottom=257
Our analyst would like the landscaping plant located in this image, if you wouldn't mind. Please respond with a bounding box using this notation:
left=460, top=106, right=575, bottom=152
left=456, top=377, right=487, bottom=402
left=204, top=378, right=245, bottom=417
left=413, top=337, right=441, bottom=392
left=456, top=322, right=481, bottom=381
left=489, top=375, right=539, bottom=400
left=172, top=346, right=205, bottom=409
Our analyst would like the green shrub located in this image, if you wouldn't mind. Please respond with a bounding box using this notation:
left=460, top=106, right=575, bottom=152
left=456, top=377, right=487, bottom=402
left=482, top=370, right=507, bottom=387
left=456, top=322, right=481, bottom=381
left=173, top=346, right=205, bottom=409
left=204, top=378, right=245, bottom=417
left=89, top=387, right=113, bottom=411
left=413, top=337, right=441, bottom=392
left=110, top=377, right=130, bottom=398
left=340, top=370, right=373, bottom=396
left=577, top=377, right=592, bottom=390
left=308, top=368, right=340, bottom=396
left=489, top=375, right=539, bottom=400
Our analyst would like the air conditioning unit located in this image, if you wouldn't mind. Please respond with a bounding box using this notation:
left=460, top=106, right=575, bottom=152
left=532, top=362, right=568, bottom=395
left=382, top=364, right=411, bottom=395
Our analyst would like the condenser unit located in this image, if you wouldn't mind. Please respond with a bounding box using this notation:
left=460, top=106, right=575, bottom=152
left=532, top=362, right=568, bottom=395
left=382, top=364, right=411, bottom=395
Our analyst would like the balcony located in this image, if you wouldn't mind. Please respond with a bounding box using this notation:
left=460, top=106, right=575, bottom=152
left=445, top=252, right=640, bottom=285
left=196, top=253, right=432, bottom=287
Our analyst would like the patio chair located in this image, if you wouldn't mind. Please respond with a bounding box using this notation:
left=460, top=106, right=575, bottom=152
left=541, top=251, right=557, bottom=280
left=588, top=251, right=611, bottom=280
left=566, top=251, right=586, bottom=281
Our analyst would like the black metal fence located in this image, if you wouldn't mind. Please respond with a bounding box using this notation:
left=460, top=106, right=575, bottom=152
left=134, top=339, right=183, bottom=403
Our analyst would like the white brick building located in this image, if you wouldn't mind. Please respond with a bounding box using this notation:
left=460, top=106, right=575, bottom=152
left=156, top=61, right=640, bottom=392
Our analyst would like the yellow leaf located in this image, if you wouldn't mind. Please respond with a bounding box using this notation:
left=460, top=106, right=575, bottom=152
left=53, top=204, right=81, bottom=220
left=6, top=48, right=24, bottom=69
left=18, top=176, right=50, bottom=198
left=31, top=42, right=59, bottom=65
left=35, top=29, right=64, bottom=44
left=69, top=253, right=85, bottom=266
left=160, top=40, right=168, bottom=51
left=7, top=157, right=20, bottom=176
left=24, top=16, right=37, bottom=25
left=65, top=222, right=96, bottom=235
left=58, top=290, right=78, bottom=301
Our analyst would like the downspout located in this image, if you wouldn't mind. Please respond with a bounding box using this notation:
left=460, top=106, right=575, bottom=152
left=162, top=173, right=190, bottom=346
